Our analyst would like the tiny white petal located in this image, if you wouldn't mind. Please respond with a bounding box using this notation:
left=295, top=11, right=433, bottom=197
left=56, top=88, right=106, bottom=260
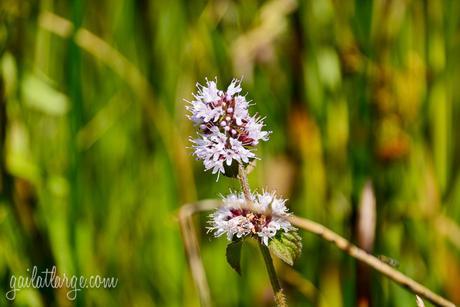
left=186, top=78, right=270, bottom=179
left=208, top=191, right=294, bottom=244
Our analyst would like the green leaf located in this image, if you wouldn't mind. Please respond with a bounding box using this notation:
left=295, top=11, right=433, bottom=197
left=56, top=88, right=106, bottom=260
left=268, top=231, right=302, bottom=266
left=226, top=239, right=243, bottom=275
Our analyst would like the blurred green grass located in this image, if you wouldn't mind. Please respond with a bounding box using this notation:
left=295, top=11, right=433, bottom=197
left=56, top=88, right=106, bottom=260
left=1, top=0, right=460, bottom=306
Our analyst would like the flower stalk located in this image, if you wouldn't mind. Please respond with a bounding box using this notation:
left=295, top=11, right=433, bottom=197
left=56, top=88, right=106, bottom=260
left=238, top=165, right=287, bottom=307
left=259, top=242, right=287, bottom=307
left=186, top=78, right=299, bottom=307
left=238, top=164, right=252, bottom=203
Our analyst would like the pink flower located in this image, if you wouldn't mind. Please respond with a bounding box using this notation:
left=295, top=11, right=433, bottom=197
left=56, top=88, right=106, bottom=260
left=186, top=78, right=270, bottom=178
left=208, top=191, right=295, bottom=246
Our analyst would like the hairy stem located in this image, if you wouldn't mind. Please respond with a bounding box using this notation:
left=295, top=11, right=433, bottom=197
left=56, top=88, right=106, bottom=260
left=237, top=164, right=252, bottom=203
left=237, top=164, right=287, bottom=306
left=259, top=242, right=287, bottom=307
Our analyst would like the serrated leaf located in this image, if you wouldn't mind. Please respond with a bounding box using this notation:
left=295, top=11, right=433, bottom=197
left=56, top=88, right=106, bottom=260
left=283, top=232, right=303, bottom=250
left=268, top=231, right=302, bottom=266
left=226, top=239, right=243, bottom=275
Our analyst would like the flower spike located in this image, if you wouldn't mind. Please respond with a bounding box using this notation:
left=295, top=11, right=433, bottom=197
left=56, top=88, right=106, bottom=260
left=187, top=78, right=270, bottom=178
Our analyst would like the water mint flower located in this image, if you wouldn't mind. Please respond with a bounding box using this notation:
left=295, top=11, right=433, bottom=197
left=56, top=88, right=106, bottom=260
left=208, top=191, right=295, bottom=246
left=186, top=78, right=270, bottom=177
left=184, top=77, right=301, bottom=305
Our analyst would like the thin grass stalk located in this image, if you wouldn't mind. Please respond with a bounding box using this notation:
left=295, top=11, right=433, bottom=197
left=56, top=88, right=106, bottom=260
left=179, top=200, right=456, bottom=307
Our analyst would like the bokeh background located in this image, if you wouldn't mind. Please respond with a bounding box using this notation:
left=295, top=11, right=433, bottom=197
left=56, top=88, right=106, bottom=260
left=1, top=0, right=460, bottom=306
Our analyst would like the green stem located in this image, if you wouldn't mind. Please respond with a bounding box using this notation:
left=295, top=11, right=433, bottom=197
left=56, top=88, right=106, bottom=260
left=259, top=242, right=281, bottom=292
left=259, top=242, right=287, bottom=307
left=237, top=164, right=287, bottom=306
